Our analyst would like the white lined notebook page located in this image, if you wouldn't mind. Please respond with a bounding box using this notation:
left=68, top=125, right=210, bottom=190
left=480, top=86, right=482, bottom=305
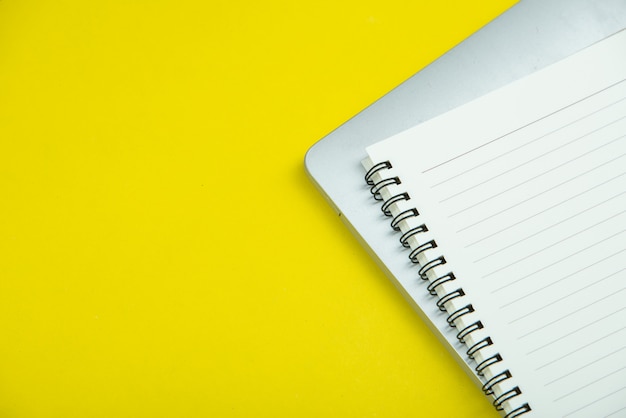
left=366, top=30, right=626, bottom=417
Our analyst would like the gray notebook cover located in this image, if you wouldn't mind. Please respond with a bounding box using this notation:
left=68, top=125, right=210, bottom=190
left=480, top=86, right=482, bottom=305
left=305, top=0, right=626, bottom=398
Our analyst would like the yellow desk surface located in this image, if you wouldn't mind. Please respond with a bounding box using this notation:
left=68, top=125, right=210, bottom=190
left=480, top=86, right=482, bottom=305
left=0, top=1, right=516, bottom=416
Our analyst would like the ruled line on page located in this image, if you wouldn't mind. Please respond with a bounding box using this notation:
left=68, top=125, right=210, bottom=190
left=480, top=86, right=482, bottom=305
left=474, top=198, right=626, bottom=262
left=465, top=190, right=626, bottom=247
left=605, top=405, right=626, bottom=417
left=437, top=116, right=626, bottom=203
left=488, top=229, right=626, bottom=286
left=500, top=253, right=626, bottom=312
left=430, top=94, right=626, bottom=188
left=526, top=307, right=626, bottom=356
left=535, top=325, right=626, bottom=371
left=504, top=265, right=626, bottom=317
left=548, top=346, right=626, bottom=384
left=517, top=287, right=626, bottom=340
left=553, top=366, right=626, bottom=403
left=449, top=149, right=626, bottom=218
left=422, top=78, right=626, bottom=174
left=563, top=387, right=626, bottom=418
left=483, top=206, right=626, bottom=270
left=480, top=212, right=626, bottom=278
left=491, top=242, right=626, bottom=299
left=457, top=171, right=626, bottom=234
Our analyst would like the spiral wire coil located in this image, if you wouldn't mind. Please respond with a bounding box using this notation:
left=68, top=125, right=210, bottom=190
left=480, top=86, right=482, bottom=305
left=365, top=161, right=531, bottom=418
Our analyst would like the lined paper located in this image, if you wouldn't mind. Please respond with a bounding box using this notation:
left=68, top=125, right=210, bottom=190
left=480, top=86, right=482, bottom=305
left=366, top=30, right=626, bottom=416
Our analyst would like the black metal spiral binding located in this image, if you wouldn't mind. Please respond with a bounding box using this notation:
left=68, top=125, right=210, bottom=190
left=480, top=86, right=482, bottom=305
left=457, top=320, right=483, bottom=343
left=504, top=404, right=532, bottom=418
left=364, top=161, right=392, bottom=185
left=476, top=353, right=502, bottom=376
left=426, top=272, right=455, bottom=295
left=494, top=387, right=522, bottom=410
left=467, top=336, right=493, bottom=359
left=483, top=370, right=512, bottom=395
left=436, top=288, right=464, bottom=311
left=381, top=192, right=410, bottom=216
left=365, top=160, right=531, bottom=417
left=370, top=176, right=400, bottom=200
left=391, top=208, right=419, bottom=231
left=408, top=239, right=436, bottom=260
left=418, top=256, right=446, bottom=279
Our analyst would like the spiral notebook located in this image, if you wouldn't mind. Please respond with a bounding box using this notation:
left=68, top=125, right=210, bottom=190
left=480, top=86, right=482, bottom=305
left=363, top=29, right=626, bottom=417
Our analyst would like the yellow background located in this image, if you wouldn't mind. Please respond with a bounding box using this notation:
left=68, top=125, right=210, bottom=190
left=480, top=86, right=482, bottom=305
left=0, top=1, right=516, bottom=416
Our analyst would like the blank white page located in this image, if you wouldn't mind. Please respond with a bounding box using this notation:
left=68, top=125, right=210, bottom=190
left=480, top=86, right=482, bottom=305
left=365, top=29, right=626, bottom=417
